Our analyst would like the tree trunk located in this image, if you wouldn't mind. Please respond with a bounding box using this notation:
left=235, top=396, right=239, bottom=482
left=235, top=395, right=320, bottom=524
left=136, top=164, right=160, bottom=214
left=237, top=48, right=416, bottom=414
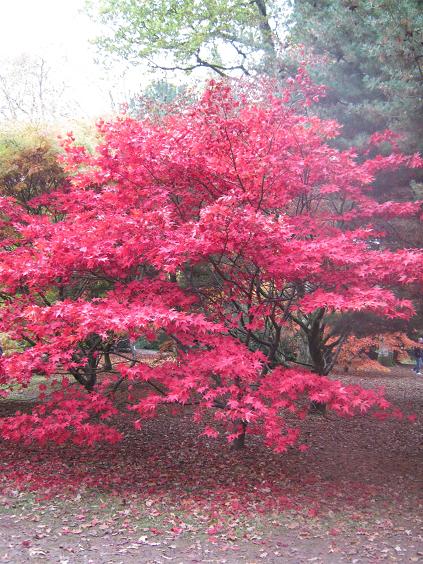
left=307, top=309, right=328, bottom=415
left=231, top=421, right=247, bottom=450
left=309, top=400, right=327, bottom=415
left=103, top=352, right=113, bottom=371
left=253, top=0, right=278, bottom=70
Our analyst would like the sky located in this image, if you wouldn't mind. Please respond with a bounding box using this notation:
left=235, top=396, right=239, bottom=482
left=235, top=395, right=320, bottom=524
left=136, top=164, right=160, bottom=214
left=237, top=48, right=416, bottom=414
left=0, top=0, right=154, bottom=120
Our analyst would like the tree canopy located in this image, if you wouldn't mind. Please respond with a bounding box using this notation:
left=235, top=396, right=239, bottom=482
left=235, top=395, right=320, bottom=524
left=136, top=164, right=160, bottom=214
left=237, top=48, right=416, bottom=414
left=288, top=0, right=423, bottom=152
left=88, top=0, right=285, bottom=76
left=0, top=77, right=421, bottom=449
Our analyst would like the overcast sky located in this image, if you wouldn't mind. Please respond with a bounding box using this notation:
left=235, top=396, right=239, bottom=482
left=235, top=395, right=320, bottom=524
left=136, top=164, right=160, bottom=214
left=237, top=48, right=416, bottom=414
left=0, top=0, right=155, bottom=119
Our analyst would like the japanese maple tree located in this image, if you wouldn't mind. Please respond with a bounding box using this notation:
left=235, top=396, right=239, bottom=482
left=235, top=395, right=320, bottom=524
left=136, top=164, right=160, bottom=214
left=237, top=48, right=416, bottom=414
left=0, top=74, right=421, bottom=451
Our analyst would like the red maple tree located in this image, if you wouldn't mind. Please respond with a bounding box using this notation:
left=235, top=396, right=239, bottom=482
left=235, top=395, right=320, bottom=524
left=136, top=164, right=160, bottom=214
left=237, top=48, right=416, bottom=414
left=0, top=75, right=421, bottom=451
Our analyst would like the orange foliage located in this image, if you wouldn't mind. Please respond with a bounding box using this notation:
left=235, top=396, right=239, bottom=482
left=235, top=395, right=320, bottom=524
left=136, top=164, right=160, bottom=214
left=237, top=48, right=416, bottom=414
left=336, top=332, right=414, bottom=373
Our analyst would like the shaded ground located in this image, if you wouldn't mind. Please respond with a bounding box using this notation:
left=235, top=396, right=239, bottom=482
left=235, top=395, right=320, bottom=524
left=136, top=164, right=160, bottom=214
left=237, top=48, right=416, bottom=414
left=0, top=366, right=422, bottom=563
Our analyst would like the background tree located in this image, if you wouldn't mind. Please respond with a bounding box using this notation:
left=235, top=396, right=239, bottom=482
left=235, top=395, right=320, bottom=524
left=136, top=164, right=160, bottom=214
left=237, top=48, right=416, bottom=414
left=87, top=0, right=287, bottom=76
left=288, top=0, right=423, bottom=152
left=0, top=129, right=67, bottom=210
left=88, top=0, right=422, bottom=153
left=287, top=1, right=423, bottom=238
left=127, top=79, right=191, bottom=118
left=335, top=332, right=415, bottom=372
left=0, top=55, right=77, bottom=125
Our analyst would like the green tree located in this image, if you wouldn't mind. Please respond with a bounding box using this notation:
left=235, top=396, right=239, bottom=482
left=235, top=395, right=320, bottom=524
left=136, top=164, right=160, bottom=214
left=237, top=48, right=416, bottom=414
left=87, top=0, right=287, bottom=76
left=128, top=79, right=191, bottom=118
left=287, top=0, right=423, bottom=153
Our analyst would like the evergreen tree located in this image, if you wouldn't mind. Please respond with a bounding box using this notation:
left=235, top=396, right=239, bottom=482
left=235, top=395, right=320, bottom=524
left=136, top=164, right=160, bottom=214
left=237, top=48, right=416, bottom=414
left=288, top=0, right=423, bottom=153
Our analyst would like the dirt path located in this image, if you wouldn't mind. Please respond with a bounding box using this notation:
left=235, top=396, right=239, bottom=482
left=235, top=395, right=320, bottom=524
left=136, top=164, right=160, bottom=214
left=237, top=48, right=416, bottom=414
left=0, top=367, right=422, bottom=563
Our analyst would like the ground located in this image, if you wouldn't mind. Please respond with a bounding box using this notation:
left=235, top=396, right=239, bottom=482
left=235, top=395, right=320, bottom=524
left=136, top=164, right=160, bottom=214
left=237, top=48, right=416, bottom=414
left=0, top=366, right=422, bottom=563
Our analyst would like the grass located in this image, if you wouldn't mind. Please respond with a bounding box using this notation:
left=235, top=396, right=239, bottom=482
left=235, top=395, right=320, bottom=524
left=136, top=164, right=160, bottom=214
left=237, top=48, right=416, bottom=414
left=1, top=374, right=48, bottom=401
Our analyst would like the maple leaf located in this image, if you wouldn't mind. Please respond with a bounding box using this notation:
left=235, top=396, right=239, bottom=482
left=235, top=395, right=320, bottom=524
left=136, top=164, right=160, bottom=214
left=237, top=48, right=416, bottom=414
left=202, top=427, right=219, bottom=438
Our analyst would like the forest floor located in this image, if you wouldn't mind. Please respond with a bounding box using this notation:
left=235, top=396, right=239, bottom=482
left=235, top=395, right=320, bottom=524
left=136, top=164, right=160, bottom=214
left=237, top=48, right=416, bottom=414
left=0, top=366, right=422, bottom=563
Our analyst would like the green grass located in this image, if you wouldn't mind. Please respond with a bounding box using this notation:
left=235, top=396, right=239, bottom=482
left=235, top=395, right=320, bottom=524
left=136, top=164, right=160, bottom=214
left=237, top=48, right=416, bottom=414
left=1, top=374, right=47, bottom=401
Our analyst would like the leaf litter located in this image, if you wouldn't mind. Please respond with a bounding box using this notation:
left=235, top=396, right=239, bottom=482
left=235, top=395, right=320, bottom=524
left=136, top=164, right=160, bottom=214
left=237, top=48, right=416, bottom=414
left=0, top=366, right=422, bottom=562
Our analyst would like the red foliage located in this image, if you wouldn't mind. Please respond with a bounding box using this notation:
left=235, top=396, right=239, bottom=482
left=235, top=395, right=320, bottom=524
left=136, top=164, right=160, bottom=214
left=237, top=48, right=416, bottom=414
left=0, top=76, right=421, bottom=451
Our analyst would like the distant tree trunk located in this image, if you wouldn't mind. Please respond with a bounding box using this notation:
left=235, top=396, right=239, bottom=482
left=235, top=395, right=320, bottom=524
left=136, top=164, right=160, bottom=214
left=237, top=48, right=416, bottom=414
left=309, top=399, right=327, bottom=414
left=103, top=351, right=113, bottom=371
left=84, top=357, right=97, bottom=391
left=231, top=421, right=247, bottom=450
